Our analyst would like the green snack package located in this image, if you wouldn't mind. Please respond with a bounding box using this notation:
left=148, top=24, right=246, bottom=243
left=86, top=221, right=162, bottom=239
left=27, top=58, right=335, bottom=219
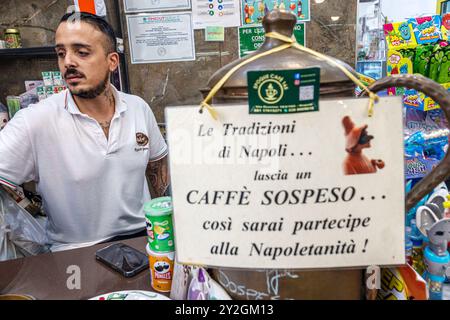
left=396, top=87, right=406, bottom=96
left=401, top=48, right=415, bottom=63
left=399, top=48, right=415, bottom=76
left=144, top=197, right=175, bottom=252
left=413, top=45, right=433, bottom=77
left=437, top=46, right=450, bottom=84
left=429, top=44, right=444, bottom=82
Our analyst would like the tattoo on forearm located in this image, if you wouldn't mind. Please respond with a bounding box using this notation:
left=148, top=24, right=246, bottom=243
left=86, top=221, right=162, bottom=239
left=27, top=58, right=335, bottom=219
left=147, top=156, right=169, bottom=198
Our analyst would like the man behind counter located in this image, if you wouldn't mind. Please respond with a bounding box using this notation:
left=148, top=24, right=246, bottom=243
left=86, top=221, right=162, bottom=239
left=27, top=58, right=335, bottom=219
left=0, top=13, right=169, bottom=251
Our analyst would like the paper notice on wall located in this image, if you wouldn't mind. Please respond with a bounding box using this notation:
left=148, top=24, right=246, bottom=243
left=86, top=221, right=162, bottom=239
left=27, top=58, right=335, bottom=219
left=205, top=26, right=225, bottom=41
left=192, top=0, right=241, bottom=29
left=126, top=12, right=196, bottom=64
left=165, top=97, right=406, bottom=269
left=242, top=0, right=310, bottom=26
left=123, top=0, right=191, bottom=13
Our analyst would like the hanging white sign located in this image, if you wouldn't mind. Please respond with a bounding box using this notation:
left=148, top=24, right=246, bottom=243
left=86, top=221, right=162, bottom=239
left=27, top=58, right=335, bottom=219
left=166, top=97, right=406, bottom=269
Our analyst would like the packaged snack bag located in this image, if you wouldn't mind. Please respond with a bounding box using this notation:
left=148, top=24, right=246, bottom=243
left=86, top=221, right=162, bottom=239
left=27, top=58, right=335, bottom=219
left=6, top=96, right=20, bottom=119
left=442, top=13, right=450, bottom=41
left=400, top=48, right=416, bottom=64
left=376, top=266, right=427, bottom=300
left=437, top=46, right=450, bottom=83
left=409, top=16, right=442, bottom=45
left=420, top=93, right=439, bottom=111
left=403, top=89, right=420, bottom=109
left=387, top=50, right=413, bottom=96
left=387, top=87, right=397, bottom=96
left=404, top=108, right=427, bottom=134
left=429, top=44, right=444, bottom=82
left=427, top=108, right=449, bottom=130
left=36, top=86, right=46, bottom=101
left=0, top=103, right=8, bottom=130
left=387, top=50, right=413, bottom=76
left=52, top=71, right=64, bottom=86
left=41, top=71, right=53, bottom=86
left=384, top=22, right=417, bottom=50
left=45, top=86, right=54, bottom=97
left=413, top=45, right=433, bottom=76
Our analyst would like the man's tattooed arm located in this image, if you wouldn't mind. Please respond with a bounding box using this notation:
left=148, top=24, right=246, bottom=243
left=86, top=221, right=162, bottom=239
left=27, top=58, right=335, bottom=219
left=146, top=155, right=170, bottom=198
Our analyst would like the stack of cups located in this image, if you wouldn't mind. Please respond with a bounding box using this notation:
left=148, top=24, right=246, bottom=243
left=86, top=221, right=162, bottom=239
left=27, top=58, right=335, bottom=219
left=144, top=196, right=175, bottom=293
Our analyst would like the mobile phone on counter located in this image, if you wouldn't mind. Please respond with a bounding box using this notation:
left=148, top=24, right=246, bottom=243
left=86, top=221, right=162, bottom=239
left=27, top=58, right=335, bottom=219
left=95, top=243, right=149, bottom=277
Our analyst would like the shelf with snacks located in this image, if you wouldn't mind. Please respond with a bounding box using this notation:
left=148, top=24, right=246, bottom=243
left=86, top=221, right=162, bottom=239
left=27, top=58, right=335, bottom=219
left=0, top=45, right=129, bottom=98
left=0, top=46, right=57, bottom=58
left=382, top=13, right=450, bottom=301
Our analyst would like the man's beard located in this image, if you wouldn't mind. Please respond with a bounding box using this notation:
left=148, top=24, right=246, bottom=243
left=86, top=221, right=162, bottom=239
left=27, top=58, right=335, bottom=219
left=70, top=72, right=110, bottom=99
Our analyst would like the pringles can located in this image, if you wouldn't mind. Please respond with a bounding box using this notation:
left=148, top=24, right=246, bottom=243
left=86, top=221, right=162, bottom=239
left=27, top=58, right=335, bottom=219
left=6, top=96, right=20, bottom=119
left=146, top=244, right=174, bottom=293
left=144, top=196, right=175, bottom=252
left=4, top=29, right=21, bottom=48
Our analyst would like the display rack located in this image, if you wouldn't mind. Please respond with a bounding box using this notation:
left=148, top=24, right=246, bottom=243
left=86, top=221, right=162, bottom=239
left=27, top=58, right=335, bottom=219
left=0, top=46, right=130, bottom=93
left=0, top=46, right=56, bottom=58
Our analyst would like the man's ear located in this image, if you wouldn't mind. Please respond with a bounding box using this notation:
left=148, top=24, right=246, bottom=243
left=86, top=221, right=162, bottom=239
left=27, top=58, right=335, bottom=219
left=108, top=52, right=119, bottom=72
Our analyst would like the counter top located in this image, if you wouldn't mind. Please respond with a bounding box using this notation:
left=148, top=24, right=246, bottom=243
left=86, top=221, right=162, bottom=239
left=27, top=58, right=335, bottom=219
left=0, top=236, right=166, bottom=300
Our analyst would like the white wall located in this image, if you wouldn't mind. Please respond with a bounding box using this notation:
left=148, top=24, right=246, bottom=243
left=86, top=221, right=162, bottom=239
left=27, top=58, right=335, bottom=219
left=380, top=0, right=437, bottom=22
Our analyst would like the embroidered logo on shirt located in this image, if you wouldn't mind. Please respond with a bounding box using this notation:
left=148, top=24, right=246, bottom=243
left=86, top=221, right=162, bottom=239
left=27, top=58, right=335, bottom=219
left=136, top=132, right=149, bottom=146
left=135, top=132, right=149, bottom=152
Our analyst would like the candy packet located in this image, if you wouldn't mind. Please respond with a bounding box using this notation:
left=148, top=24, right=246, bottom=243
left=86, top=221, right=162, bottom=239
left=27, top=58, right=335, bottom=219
left=429, top=43, right=446, bottom=82
left=404, top=108, right=427, bottom=135
left=413, top=44, right=433, bottom=76
left=405, top=156, right=439, bottom=180
left=387, top=50, right=413, bottom=76
left=400, top=48, right=416, bottom=65
left=170, top=264, right=231, bottom=300
left=384, top=22, right=418, bottom=50
left=409, top=16, right=442, bottom=45
left=404, top=126, right=449, bottom=161
left=403, top=89, right=420, bottom=109
left=387, top=50, right=413, bottom=96
left=414, top=83, right=450, bottom=111
left=437, top=45, right=450, bottom=83
left=0, top=103, right=8, bottom=131
left=442, top=13, right=450, bottom=41
left=426, top=108, right=449, bottom=130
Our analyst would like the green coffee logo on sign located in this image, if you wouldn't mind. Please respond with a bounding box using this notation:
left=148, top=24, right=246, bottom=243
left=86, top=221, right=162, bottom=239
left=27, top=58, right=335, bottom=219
left=247, top=68, right=320, bottom=114
left=255, top=74, right=288, bottom=105
left=238, top=23, right=305, bottom=58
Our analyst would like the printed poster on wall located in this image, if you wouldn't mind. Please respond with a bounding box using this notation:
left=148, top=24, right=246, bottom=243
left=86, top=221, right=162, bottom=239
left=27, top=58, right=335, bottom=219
left=165, top=97, right=405, bottom=269
left=126, top=12, right=196, bottom=64
left=192, top=0, right=241, bottom=29
left=238, top=23, right=305, bottom=57
left=124, top=0, right=191, bottom=13
left=242, top=0, right=310, bottom=25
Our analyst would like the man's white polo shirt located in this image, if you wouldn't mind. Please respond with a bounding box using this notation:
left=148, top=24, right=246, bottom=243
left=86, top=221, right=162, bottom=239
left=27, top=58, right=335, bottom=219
left=0, top=85, right=167, bottom=251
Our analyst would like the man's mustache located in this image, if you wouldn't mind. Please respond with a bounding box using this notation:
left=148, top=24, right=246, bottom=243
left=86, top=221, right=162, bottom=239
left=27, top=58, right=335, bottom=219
left=64, top=69, right=85, bottom=79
